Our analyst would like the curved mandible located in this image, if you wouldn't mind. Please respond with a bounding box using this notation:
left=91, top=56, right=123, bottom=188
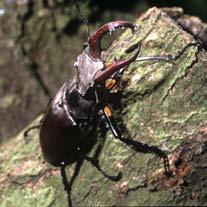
left=88, top=21, right=135, bottom=59
left=94, top=46, right=141, bottom=83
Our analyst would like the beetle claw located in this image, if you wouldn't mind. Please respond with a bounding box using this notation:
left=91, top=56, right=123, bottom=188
left=88, top=21, right=136, bottom=59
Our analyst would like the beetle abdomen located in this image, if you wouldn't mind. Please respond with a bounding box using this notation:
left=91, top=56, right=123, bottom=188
left=40, top=104, right=81, bottom=167
left=40, top=83, right=81, bottom=167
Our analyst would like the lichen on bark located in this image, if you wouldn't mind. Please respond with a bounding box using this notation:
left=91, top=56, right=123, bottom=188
left=1, top=7, right=207, bottom=207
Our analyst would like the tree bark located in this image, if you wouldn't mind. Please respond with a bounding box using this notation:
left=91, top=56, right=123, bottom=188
left=1, top=7, right=207, bottom=206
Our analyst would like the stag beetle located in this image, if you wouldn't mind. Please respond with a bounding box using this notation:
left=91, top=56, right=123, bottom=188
left=39, top=21, right=141, bottom=166
left=18, top=15, right=201, bottom=206
left=39, top=20, right=175, bottom=206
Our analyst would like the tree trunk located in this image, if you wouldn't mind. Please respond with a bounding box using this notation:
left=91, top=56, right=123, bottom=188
left=1, top=7, right=207, bottom=207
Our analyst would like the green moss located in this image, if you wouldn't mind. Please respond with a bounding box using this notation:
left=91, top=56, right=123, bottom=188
left=161, top=45, right=199, bottom=102
left=0, top=95, right=16, bottom=110
left=0, top=186, right=56, bottom=207
left=1, top=187, right=34, bottom=207
left=56, top=15, right=70, bottom=32
left=123, top=189, right=177, bottom=206
left=35, top=187, right=56, bottom=207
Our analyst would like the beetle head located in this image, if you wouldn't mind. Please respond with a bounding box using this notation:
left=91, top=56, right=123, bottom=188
left=74, top=21, right=136, bottom=96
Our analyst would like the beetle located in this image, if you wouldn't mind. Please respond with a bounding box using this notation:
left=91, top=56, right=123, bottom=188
left=39, top=20, right=174, bottom=206
left=39, top=21, right=141, bottom=167
left=39, top=20, right=172, bottom=165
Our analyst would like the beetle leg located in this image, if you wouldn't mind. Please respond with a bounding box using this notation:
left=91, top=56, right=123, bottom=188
left=60, top=159, right=84, bottom=207
left=118, top=137, right=171, bottom=176
left=135, top=55, right=175, bottom=63
left=135, top=41, right=201, bottom=63
left=104, top=53, right=172, bottom=91
left=24, top=124, right=41, bottom=143
left=102, top=105, right=171, bottom=176
left=102, top=106, right=120, bottom=137
left=77, top=148, right=122, bottom=181
left=105, top=66, right=126, bottom=90
left=83, top=154, right=122, bottom=181
left=97, top=41, right=201, bottom=84
left=60, top=162, right=72, bottom=207
left=105, top=78, right=118, bottom=90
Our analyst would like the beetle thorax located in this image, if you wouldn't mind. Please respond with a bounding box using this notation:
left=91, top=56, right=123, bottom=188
left=74, top=48, right=104, bottom=96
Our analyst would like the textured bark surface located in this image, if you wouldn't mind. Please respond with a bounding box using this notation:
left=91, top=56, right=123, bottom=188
left=1, top=7, right=207, bottom=206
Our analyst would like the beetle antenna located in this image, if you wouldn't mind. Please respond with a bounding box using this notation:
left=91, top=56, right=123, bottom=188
left=71, top=0, right=90, bottom=40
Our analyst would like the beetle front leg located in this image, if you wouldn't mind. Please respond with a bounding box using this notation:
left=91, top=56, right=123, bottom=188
left=135, top=55, right=174, bottom=63
left=96, top=41, right=201, bottom=84
left=102, top=106, right=120, bottom=137
left=135, top=41, right=201, bottom=63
